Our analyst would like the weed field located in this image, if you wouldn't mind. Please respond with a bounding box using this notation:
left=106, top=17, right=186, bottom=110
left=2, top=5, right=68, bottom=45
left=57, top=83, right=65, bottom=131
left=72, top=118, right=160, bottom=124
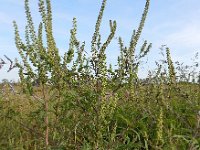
left=0, top=0, right=200, bottom=149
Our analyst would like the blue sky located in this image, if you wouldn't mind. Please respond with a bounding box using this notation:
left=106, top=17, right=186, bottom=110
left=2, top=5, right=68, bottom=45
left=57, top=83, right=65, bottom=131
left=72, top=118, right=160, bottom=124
left=0, top=0, right=200, bottom=81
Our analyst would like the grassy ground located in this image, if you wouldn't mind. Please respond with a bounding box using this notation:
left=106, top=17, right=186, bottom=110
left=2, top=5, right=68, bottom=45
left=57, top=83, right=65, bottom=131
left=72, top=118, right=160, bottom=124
left=0, top=82, right=199, bottom=149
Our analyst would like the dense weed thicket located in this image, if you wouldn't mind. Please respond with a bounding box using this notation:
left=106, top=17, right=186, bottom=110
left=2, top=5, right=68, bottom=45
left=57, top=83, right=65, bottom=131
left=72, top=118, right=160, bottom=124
left=0, top=0, right=200, bottom=149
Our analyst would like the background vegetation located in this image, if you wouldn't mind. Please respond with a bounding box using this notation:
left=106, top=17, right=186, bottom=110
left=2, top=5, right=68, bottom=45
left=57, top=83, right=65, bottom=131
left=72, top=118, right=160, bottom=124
left=0, top=0, right=200, bottom=149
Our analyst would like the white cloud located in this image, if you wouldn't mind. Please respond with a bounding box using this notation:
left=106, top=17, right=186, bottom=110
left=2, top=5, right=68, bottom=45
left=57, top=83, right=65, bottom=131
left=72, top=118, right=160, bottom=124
left=163, top=23, right=200, bottom=49
left=146, top=21, right=200, bottom=64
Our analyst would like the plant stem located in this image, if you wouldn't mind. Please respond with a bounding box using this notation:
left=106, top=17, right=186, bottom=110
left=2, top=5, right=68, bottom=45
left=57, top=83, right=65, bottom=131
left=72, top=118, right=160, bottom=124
left=42, top=84, right=49, bottom=149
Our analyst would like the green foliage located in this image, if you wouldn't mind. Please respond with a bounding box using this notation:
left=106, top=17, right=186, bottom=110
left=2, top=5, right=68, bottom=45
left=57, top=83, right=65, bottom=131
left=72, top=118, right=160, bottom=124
left=0, top=0, right=200, bottom=149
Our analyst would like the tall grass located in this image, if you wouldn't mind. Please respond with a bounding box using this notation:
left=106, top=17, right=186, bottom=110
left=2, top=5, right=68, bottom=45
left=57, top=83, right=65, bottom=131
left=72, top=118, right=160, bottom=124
left=0, top=0, right=200, bottom=149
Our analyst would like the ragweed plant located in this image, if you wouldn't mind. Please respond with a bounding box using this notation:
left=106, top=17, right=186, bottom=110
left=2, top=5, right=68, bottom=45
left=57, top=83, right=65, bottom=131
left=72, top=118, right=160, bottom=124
left=117, top=0, right=151, bottom=99
left=3, top=0, right=200, bottom=149
left=166, top=47, right=176, bottom=85
left=156, top=107, right=164, bottom=147
left=2, top=0, right=199, bottom=149
left=89, top=0, right=118, bottom=147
